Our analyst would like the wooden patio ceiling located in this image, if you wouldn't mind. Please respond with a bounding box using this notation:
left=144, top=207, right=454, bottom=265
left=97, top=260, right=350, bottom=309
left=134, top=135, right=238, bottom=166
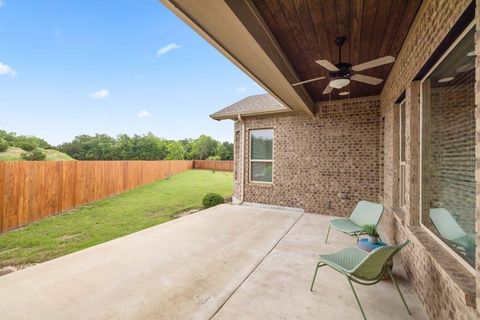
left=251, top=0, right=423, bottom=102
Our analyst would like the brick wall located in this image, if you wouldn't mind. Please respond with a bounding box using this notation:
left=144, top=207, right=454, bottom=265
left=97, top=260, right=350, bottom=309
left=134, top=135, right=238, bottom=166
left=378, top=0, right=477, bottom=318
left=382, top=211, right=477, bottom=319
left=233, top=98, right=380, bottom=216
left=475, top=0, right=480, bottom=311
left=380, top=0, right=473, bottom=112
left=230, top=0, right=478, bottom=318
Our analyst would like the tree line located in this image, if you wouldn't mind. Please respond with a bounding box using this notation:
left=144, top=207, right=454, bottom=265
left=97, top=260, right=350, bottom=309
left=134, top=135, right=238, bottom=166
left=0, top=130, right=233, bottom=161
left=58, top=133, right=233, bottom=160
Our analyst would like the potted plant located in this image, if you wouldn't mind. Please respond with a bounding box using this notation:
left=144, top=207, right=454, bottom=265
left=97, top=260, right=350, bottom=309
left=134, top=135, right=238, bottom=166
left=363, top=224, right=379, bottom=244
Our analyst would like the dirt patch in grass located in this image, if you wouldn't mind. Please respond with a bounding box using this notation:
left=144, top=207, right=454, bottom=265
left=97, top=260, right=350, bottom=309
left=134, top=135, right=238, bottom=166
left=144, top=209, right=166, bottom=218
left=173, top=209, right=200, bottom=219
left=57, top=234, right=78, bottom=241
left=0, top=263, right=36, bottom=277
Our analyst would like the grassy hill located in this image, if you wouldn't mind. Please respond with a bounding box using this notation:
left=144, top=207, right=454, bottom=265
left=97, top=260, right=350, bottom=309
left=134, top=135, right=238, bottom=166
left=0, top=147, right=74, bottom=161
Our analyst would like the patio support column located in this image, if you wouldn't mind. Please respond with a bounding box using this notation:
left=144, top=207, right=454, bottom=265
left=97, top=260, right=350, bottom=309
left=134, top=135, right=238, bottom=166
left=405, top=81, right=421, bottom=226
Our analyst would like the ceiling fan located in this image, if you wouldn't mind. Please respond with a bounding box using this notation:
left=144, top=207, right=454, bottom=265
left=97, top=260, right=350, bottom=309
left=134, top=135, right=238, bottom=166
left=292, top=36, right=395, bottom=95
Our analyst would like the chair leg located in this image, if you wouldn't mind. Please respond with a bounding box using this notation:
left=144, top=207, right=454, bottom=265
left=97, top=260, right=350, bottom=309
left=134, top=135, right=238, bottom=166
left=310, top=262, right=321, bottom=291
left=387, top=268, right=411, bottom=315
left=325, top=225, right=331, bottom=244
left=347, top=277, right=367, bottom=320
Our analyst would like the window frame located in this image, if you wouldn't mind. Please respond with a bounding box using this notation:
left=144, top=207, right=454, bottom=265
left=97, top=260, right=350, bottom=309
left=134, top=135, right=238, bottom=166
left=419, top=20, right=476, bottom=274
left=379, top=116, right=385, bottom=200
left=398, top=99, right=407, bottom=210
left=249, top=128, right=274, bottom=184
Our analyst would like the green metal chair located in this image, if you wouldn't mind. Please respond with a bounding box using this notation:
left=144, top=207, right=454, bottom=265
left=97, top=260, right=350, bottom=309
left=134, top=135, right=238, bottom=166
left=430, top=208, right=475, bottom=252
left=325, top=200, right=384, bottom=244
left=310, top=241, right=411, bottom=320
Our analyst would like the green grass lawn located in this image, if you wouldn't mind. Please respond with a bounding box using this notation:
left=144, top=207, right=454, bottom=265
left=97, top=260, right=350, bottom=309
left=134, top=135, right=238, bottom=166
left=0, top=147, right=74, bottom=161
left=0, top=169, right=233, bottom=269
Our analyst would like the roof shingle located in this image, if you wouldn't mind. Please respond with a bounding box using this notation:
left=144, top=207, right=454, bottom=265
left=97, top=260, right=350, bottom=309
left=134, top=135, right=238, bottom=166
left=210, top=94, right=288, bottom=120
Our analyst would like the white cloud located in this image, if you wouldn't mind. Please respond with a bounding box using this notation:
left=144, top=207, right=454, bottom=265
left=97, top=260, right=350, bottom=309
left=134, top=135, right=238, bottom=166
left=137, top=110, right=151, bottom=118
left=89, top=89, right=110, bottom=99
left=0, top=62, right=17, bottom=77
left=237, top=86, right=247, bottom=93
left=156, top=43, right=180, bottom=57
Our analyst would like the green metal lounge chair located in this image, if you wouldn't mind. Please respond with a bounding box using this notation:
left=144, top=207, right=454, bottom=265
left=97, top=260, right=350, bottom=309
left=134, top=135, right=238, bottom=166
left=430, top=208, right=475, bottom=251
left=325, top=200, right=384, bottom=244
left=310, top=241, right=411, bottom=320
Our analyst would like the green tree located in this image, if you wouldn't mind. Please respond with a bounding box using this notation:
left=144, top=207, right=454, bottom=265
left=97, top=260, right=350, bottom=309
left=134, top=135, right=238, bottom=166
left=13, top=135, right=50, bottom=151
left=58, top=134, right=117, bottom=160
left=130, top=133, right=168, bottom=160
left=57, top=132, right=231, bottom=161
left=0, top=138, right=9, bottom=152
left=166, top=141, right=186, bottom=160
left=115, top=134, right=134, bottom=160
left=179, top=138, right=194, bottom=159
left=217, top=141, right=233, bottom=160
left=0, top=130, right=16, bottom=145
left=189, top=135, right=218, bottom=160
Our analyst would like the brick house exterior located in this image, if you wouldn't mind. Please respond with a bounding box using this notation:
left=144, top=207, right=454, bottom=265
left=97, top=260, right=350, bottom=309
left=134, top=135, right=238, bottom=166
left=229, top=2, right=478, bottom=318
left=165, top=0, right=479, bottom=318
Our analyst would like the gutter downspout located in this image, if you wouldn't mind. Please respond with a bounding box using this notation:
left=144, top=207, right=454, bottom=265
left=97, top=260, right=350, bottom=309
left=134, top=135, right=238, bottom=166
left=238, top=115, right=245, bottom=204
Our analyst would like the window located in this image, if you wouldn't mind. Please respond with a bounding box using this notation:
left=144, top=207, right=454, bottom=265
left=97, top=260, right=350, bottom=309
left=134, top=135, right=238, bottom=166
left=421, top=22, right=476, bottom=267
left=250, top=129, right=273, bottom=183
left=399, top=100, right=406, bottom=208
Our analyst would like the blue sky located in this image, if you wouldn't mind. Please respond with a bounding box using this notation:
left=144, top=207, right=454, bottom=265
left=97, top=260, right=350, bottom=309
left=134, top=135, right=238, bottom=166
left=0, top=0, right=264, bottom=145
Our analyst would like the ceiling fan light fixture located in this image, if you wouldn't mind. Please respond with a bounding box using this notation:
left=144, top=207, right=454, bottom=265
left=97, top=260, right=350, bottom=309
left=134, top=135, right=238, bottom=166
left=329, top=78, right=350, bottom=89
left=467, top=51, right=475, bottom=57
left=438, top=76, right=455, bottom=83
left=339, top=91, right=350, bottom=96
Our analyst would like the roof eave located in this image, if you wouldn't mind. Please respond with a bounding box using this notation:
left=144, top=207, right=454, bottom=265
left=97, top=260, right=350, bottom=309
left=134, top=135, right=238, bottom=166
left=210, top=108, right=290, bottom=121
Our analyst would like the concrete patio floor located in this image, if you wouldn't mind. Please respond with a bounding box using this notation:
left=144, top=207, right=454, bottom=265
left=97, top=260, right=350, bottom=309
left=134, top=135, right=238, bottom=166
left=0, top=204, right=427, bottom=319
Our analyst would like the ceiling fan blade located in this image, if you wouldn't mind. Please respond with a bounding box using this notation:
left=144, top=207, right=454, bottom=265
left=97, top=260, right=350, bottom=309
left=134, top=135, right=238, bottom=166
left=316, top=59, right=339, bottom=72
left=292, top=76, right=326, bottom=86
left=352, top=56, right=395, bottom=72
left=323, top=85, right=333, bottom=95
left=351, top=74, right=383, bottom=85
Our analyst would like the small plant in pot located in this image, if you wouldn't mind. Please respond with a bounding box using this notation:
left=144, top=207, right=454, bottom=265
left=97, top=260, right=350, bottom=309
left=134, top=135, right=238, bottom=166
left=363, top=224, right=379, bottom=244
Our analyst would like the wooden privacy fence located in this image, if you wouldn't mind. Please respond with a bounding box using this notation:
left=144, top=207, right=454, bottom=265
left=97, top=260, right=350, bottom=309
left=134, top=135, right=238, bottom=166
left=193, top=160, right=234, bottom=172
left=0, top=160, right=193, bottom=232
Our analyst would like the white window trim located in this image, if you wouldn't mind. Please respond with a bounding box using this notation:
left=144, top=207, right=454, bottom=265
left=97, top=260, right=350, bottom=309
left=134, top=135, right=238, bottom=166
left=249, top=128, right=274, bottom=184
left=399, top=99, right=407, bottom=210
left=419, top=20, right=476, bottom=274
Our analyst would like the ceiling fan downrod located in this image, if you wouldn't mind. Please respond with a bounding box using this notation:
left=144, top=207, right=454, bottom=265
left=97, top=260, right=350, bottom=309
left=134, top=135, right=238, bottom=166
left=335, top=36, right=346, bottom=64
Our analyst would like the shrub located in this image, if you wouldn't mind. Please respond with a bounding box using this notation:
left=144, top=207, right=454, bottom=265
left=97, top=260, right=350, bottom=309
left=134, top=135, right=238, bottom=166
left=0, top=138, right=8, bottom=152
left=15, top=141, right=36, bottom=152
left=21, top=148, right=46, bottom=161
left=202, top=193, right=224, bottom=208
